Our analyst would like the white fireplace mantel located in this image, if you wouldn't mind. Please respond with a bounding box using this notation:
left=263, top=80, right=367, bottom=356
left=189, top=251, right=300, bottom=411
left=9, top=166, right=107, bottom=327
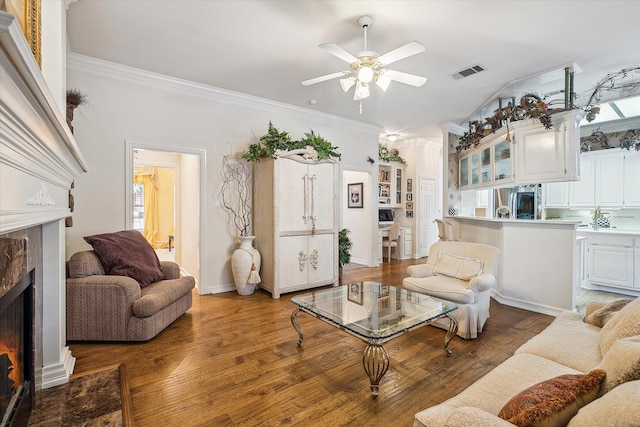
left=1, top=12, right=87, bottom=388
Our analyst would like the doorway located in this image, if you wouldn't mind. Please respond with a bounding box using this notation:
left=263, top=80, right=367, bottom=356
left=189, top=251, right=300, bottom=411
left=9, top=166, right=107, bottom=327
left=418, top=177, right=437, bottom=258
left=125, top=141, right=206, bottom=291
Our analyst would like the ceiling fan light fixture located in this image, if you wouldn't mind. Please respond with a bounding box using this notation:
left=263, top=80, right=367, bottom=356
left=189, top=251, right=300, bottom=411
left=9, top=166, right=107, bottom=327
left=387, top=133, right=399, bottom=142
left=354, top=81, right=370, bottom=100
left=340, top=76, right=356, bottom=92
left=357, top=66, right=374, bottom=83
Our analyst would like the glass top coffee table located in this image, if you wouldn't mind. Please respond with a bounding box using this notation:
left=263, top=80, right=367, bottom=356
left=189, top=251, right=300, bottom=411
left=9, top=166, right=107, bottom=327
left=290, top=281, right=458, bottom=396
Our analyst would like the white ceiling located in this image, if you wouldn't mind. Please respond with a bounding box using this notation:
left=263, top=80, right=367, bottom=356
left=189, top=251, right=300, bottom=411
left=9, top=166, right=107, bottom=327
left=66, top=0, right=640, bottom=139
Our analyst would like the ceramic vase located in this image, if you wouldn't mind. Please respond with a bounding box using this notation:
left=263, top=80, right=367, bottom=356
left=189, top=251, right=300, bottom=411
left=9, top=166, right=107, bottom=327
left=231, top=236, right=261, bottom=296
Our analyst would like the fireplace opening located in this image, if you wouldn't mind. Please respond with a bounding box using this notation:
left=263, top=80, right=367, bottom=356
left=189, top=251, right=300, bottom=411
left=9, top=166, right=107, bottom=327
left=0, top=272, right=34, bottom=427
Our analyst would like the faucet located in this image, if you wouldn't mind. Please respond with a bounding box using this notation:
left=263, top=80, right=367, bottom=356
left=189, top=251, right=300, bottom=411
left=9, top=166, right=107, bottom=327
left=592, top=205, right=601, bottom=230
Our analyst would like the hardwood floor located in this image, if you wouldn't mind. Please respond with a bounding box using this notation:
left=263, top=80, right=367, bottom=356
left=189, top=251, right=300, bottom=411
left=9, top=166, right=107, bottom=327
left=60, top=259, right=556, bottom=426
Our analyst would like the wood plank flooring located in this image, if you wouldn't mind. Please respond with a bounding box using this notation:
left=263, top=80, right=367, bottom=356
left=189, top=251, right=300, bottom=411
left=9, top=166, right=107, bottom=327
left=58, top=259, right=556, bottom=426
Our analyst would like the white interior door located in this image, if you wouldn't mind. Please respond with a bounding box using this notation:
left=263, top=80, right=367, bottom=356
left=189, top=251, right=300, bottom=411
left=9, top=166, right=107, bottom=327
left=419, top=178, right=437, bottom=258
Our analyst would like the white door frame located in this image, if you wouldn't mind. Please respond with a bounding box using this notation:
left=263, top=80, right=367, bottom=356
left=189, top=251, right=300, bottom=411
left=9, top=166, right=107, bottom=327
left=125, top=140, right=207, bottom=291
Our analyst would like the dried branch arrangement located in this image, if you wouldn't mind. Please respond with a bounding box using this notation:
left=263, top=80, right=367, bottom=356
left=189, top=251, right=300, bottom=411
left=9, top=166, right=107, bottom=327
left=220, top=151, right=252, bottom=237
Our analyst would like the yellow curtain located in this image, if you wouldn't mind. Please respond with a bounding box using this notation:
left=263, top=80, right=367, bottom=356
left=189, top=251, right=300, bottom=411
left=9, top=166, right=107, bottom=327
left=133, top=168, right=159, bottom=248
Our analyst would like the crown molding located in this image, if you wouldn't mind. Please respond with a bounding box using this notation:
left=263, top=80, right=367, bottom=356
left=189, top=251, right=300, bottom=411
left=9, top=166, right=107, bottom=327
left=66, top=52, right=381, bottom=134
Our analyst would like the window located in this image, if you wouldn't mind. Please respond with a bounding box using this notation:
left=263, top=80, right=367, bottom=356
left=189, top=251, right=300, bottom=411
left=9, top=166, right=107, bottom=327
left=133, top=183, right=144, bottom=231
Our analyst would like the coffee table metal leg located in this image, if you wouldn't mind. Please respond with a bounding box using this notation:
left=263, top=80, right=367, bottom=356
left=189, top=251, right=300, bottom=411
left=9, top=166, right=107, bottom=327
left=290, top=309, right=304, bottom=346
left=362, top=340, right=389, bottom=397
left=443, top=314, right=458, bottom=356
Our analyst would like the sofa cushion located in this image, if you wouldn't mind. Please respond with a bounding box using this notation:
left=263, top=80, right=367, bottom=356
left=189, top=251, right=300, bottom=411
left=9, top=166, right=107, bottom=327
left=84, top=230, right=165, bottom=288
left=133, top=276, right=195, bottom=318
left=402, top=276, right=476, bottom=304
left=585, top=298, right=632, bottom=327
left=68, top=251, right=105, bottom=278
left=497, top=369, right=605, bottom=427
left=599, top=296, right=640, bottom=356
left=414, top=353, right=581, bottom=427
left=567, top=380, right=640, bottom=427
left=445, top=407, right=515, bottom=427
left=596, top=335, right=640, bottom=395
left=433, top=251, right=483, bottom=281
left=515, top=311, right=602, bottom=373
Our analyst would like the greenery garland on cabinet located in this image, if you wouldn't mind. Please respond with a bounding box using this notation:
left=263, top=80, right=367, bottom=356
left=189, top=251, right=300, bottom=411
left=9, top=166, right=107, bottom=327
left=243, top=121, right=341, bottom=162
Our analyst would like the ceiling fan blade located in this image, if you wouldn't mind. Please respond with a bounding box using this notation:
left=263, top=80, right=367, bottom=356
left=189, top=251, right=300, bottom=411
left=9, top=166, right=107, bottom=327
left=302, top=71, right=349, bottom=86
left=320, top=43, right=358, bottom=64
left=377, top=41, right=425, bottom=66
left=382, top=69, right=427, bottom=87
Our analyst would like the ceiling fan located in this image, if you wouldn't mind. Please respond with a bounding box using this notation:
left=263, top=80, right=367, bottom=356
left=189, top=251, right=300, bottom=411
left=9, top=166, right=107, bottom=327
left=302, top=16, right=427, bottom=103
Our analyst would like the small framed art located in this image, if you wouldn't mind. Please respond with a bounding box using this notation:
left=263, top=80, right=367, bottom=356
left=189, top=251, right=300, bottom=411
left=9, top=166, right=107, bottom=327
left=348, top=182, right=363, bottom=208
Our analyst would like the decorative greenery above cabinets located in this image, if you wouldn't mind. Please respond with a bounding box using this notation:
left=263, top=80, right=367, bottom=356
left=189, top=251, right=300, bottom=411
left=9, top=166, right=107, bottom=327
left=378, top=144, right=406, bottom=164
left=243, top=122, right=341, bottom=162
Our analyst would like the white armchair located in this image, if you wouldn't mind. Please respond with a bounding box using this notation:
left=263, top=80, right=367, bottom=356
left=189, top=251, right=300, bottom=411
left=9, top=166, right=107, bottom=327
left=402, top=241, right=500, bottom=339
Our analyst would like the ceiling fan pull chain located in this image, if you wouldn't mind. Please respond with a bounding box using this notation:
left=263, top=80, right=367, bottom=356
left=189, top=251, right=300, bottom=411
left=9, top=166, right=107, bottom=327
left=359, top=100, right=363, bottom=114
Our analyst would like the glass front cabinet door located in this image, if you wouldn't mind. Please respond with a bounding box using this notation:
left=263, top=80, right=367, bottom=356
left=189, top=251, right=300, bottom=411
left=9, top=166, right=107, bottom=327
left=493, top=139, right=513, bottom=184
left=459, top=156, right=469, bottom=188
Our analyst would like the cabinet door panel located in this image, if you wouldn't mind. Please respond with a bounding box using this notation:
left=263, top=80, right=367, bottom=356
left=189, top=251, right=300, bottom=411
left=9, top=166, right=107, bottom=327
left=595, top=154, right=624, bottom=207
left=306, top=233, right=335, bottom=284
left=545, top=182, right=568, bottom=207
left=588, top=244, right=634, bottom=288
left=309, top=162, right=335, bottom=230
left=277, top=235, right=310, bottom=290
left=493, top=140, right=512, bottom=183
left=624, top=152, right=640, bottom=207
left=278, top=160, right=309, bottom=232
left=569, top=156, right=594, bottom=207
left=517, top=128, right=565, bottom=182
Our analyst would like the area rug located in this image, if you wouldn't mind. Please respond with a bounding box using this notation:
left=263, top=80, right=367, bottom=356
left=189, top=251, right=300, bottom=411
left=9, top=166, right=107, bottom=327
left=28, top=363, right=133, bottom=426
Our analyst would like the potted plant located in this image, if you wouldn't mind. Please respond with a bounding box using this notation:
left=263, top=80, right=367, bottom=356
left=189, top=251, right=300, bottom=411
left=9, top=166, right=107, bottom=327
left=220, top=151, right=261, bottom=295
left=338, top=228, right=353, bottom=274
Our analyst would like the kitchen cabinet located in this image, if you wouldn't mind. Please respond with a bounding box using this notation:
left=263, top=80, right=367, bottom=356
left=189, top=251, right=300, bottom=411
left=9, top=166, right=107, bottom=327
left=459, top=136, right=512, bottom=189
left=568, top=155, right=595, bottom=207
left=459, top=110, right=581, bottom=190
left=547, top=149, right=639, bottom=210
left=379, top=162, right=403, bottom=207
left=585, top=233, right=636, bottom=292
left=253, top=156, right=338, bottom=298
left=544, top=181, right=569, bottom=207
left=635, top=239, right=640, bottom=289
left=594, top=152, right=625, bottom=207
left=625, top=150, right=640, bottom=207
left=515, top=119, right=569, bottom=183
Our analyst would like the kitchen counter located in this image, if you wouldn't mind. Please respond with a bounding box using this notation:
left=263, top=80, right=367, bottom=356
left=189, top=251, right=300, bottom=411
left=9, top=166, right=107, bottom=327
left=576, top=227, right=640, bottom=236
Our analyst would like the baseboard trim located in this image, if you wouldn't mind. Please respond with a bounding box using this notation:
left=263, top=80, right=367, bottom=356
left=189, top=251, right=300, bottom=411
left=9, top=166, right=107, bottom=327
left=491, top=291, right=565, bottom=317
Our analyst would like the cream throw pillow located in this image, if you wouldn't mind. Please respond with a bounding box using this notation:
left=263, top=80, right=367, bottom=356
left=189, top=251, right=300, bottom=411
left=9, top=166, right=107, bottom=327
left=433, top=252, right=484, bottom=282
left=599, top=297, right=640, bottom=356
left=596, top=335, right=640, bottom=395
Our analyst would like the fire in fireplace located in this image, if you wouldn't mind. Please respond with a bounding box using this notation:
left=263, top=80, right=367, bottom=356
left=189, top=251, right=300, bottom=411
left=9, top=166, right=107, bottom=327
left=0, top=237, right=34, bottom=427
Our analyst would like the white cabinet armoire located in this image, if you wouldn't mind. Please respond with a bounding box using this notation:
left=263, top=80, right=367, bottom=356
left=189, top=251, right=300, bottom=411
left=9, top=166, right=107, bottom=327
left=253, top=155, right=339, bottom=298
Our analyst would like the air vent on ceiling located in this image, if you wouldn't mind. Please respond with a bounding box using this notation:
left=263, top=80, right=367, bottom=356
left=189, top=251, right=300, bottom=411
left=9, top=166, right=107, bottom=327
left=452, top=64, right=485, bottom=80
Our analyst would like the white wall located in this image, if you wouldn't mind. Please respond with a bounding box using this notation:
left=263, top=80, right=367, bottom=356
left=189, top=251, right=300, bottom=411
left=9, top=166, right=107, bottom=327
left=65, top=54, right=380, bottom=293
left=341, top=169, right=374, bottom=266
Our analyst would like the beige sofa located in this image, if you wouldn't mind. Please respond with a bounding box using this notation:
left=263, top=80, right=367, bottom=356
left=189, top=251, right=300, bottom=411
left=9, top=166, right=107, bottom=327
left=414, top=297, right=640, bottom=427
left=403, top=241, right=500, bottom=339
left=66, top=250, right=195, bottom=341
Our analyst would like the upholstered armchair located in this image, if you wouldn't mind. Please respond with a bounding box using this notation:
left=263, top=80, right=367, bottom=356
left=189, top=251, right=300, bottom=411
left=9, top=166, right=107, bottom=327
left=402, top=241, right=500, bottom=339
left=66, top=250, right=195, bottom=341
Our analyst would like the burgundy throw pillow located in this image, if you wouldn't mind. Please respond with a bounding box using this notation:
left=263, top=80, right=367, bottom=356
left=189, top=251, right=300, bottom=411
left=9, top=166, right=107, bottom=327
left=84, top=230, right=164, bottom=287
left=498, top=369, right=606, bottom=427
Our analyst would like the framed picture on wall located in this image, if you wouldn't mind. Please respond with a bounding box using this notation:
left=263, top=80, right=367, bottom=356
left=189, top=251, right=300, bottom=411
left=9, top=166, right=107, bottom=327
left=406, top=202, right=414, bottom=210
left=406, top=193, right=413, bottom=201
left=406, top=210, right=414, bottom=218
left=407, top=178, right=413, bottom=193
left=348, top=182, right=363, bottom=208
left=1, top=0, right=41, bottom=66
